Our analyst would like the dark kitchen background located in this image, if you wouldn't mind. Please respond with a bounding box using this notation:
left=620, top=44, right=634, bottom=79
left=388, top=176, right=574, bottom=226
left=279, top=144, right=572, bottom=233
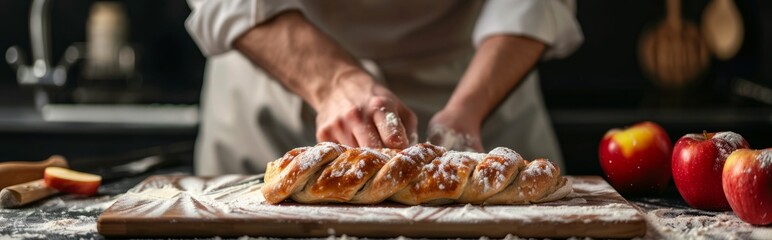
left=0, top=0, right=770, bottom=176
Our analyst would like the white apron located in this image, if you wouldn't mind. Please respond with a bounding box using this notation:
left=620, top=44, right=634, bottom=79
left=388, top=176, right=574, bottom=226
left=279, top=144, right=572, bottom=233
left=186, top=0, right=583, bottom=175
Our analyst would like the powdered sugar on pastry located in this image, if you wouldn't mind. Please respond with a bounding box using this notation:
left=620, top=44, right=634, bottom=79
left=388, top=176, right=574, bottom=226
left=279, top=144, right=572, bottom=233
left=264, top=142, right=569, bottom=205
left=296, top=142, right=343, bottom=171
left=522, top=159, right=556, bottom=178
left=489, top=147, right=522, bottom=162
left=430, top=151, right=473, bottom=181
left=401, top=145, right=427, bottom=161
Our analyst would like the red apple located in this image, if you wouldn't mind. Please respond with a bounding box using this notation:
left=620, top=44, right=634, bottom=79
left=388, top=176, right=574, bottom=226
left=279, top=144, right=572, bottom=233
left=599, top=121, right=672, bottom=195
left=672, top=131, right=749, bottom=210
left=723, top=148, right=772, bottom=225
left=43, top=167, right=102, bottom=196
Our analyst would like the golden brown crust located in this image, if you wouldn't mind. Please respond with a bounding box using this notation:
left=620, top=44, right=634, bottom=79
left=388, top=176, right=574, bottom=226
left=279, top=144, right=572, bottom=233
left=485, top=158, right=561, bottom=204
left=458, top=147, right=526, bottom=203
left=391, top=151, right=476, bottom=205
left=350, top=143, right=446, bottom=204
left=264, top=147, right=308, bottom=185
left=262, top=143, right=570, bottom=205
left=292, top=148, right=390, bottom=203
left=261, top=142, right=345, bottom=204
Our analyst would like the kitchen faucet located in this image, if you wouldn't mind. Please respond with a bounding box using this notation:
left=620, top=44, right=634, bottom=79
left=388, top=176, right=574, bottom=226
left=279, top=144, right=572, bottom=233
left=5, top=0, right=81, bottom=108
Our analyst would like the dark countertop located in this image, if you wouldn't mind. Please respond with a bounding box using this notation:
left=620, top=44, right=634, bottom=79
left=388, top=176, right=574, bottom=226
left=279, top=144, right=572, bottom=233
left=0, top=165, right=192, bottom=240
left=635, top=197, right=772, bottom=239
left=0, top=106, right=198, bottom=162
left=0, top=106, right=197, bottom=135
left=1, top=161, right=770, bottom=239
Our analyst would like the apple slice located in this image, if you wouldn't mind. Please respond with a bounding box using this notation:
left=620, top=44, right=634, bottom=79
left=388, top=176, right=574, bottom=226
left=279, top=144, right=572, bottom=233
left=43, top=167, right=101, bottom=196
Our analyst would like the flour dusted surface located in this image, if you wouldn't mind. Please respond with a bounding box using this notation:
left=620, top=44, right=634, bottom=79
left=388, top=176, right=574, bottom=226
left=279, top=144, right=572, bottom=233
left=105, top=175, right=643, bottom=225
left=643, top=207, right=765, bottom=239
left=0, top=193, right=119, bottom=239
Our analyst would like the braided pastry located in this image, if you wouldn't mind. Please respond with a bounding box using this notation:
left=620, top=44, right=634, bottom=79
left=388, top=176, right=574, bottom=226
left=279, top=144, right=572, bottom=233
left=262, top=142, right=572, bottom=205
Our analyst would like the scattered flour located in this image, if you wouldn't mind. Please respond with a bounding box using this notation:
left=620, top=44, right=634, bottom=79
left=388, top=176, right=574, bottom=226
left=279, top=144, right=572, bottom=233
left=758, top=149, right=772, bottom=169
left=713, top=131, right=747, bottom=150
left=569, top=178, right=618, bottom=198
left=105, top=175, right=640, bottom=230
left=427, top=125, right=478, bottom=152
left=384, top=112, right=399, bottom=129
left=6, top=172, right=763, bottom=239
left=0, top=188, right=123, bottom=238
left=380, top=111, right=405, bottom=145
left=110, top=175, right=262, bottom=217
left=711, top=132, right=749, bottom=171
left=0, top=233, right=47, bottom=239
left=38, top=215, right=97, bottom=234
left=8, top=215, right=98, bottom=238
left=646, top=209, right=756, bottom=239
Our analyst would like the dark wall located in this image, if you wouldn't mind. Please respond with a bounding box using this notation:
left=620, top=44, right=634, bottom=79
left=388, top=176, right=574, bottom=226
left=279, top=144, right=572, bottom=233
left=540, top=0, right=767, bottom=110
left=0, top=0, right=204, bottom=106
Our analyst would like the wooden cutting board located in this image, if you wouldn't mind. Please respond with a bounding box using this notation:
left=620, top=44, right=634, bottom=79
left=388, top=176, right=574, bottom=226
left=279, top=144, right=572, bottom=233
left=97, top=175, right=646, bottom=238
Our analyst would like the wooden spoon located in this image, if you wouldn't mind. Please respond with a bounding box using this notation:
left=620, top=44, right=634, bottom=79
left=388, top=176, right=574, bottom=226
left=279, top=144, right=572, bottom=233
left=702, top=0, right=744, bottom=60
left=639, top=0, right=710, bottom=89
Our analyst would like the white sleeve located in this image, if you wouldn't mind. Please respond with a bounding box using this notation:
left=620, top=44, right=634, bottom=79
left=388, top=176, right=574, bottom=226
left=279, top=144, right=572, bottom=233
left=185, top=0, right=303, bottom=56
left=473, top=0, right=584, bottom=60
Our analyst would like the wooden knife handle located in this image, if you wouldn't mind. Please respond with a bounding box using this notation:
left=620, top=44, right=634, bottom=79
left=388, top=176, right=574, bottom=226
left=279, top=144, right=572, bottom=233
left=0, top=155, right=69, bottom=189
left=0, top=179, right=59, bottom=208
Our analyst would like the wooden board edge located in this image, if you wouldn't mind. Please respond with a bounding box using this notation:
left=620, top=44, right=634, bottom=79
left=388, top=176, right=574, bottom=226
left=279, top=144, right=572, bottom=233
left=97, top=175, right=648, bottom=238
left=97, top=217, right=647, bottom=238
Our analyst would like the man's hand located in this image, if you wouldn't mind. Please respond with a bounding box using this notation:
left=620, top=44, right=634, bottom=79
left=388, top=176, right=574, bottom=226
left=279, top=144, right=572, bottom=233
left=427, top=107, right=483, bottom=152
left=315, top=70, right=417, bottom=149
left=234, top=11, right=416, bottom=149
left=428, top=35, right=545, bottom=152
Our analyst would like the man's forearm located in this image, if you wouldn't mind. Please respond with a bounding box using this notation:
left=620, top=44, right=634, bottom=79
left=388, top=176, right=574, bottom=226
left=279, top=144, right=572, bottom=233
left=445, top=35, right=546, bottom=122
left=233, top=11, right=369, bottom=110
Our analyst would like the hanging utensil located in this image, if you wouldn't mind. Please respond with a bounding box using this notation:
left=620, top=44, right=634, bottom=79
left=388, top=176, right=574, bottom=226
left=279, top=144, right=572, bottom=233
left=639, top=0, right=710, bottom=89
left=702, top=0, right=744, bottom=60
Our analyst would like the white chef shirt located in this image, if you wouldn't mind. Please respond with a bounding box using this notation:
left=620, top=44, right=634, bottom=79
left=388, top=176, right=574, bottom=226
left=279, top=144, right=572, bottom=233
left=184, top=0, right=584, bottom=175
left=186, top=0, right=583, bottom=60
